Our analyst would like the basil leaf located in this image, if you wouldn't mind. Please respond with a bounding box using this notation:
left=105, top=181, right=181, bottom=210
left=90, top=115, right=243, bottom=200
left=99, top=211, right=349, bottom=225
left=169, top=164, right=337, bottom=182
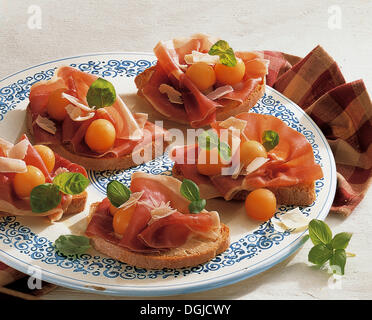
left=331, top=232, right=352, bottom=250
left=262, top=130, right=279, bottom=152
left=107, top=180, right=131, bottom=208
left=329, top=249, right=346, bottom=275
left=30, top=183, right=62, bottom=213
left=189, top=199, right=206, bottom=214
left=53, top=172, right=89, bottom=195
left=198, top=130, right=219, bottom=150
left=54, top=235, right=91, bottom=256
left=308, top=243, right=333, bottom=266
left=86, top=77, right=116, bottom=109
left=218, top=141, right=232, bottom=162
left=208, top=40, right=237, bottom=67
left=180, top=179, right=200, bottom=202
left=308, top=219, right=333, bottom=245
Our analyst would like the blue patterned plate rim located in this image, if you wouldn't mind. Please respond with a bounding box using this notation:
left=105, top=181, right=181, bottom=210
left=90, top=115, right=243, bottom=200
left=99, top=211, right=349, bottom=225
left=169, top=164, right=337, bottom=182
left=0, top=53, right=337, bottom=297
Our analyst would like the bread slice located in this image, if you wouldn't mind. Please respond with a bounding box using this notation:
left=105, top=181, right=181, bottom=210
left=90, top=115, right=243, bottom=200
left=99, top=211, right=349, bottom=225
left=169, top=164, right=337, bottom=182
left=135, top=66, right=265, bottom=124
left=26, top=105, right=168, bottom=171
left=87, top=202, right=230, bottom=269
left=172, top=164, right=316, bottom=206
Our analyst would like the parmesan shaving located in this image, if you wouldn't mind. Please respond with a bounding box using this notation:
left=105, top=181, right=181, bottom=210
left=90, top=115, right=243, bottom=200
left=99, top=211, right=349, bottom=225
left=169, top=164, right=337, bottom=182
left=65, top=104, right=95, bottom=122
left=35, top=115, right=57, bottom=135
left=219, top=116, right=247, bottom=133
left=159, top=84, right=183, bottom=104
left=62, top=93, right=92, bottom=112
left=184, top=50, right=220, bottom=65
left=118, top=191, right=145, bottom=211
left=273, top=208, right=310, bottom=232
left=0, top=157, right=27, bottom=173
left=8, top=139, right=30, bottom=160
left=245, top=157, right=269, bottom=175
left=0, top=138, right=14, bottom=157
left=148, top=201, right=177, bottom=225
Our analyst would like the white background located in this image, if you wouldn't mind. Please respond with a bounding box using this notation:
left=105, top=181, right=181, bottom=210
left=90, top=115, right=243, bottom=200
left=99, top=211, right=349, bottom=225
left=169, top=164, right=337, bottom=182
left=0, top=0, right=371, bottom=300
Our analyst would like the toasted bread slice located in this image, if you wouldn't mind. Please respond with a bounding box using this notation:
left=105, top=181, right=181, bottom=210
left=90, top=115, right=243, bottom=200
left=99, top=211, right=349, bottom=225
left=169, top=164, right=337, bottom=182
left=26, top=105, right=168, bottom=171
left=172, top=164, right=316, bottom=206
left=135, top=66, right=265, bottom=124
left=88, top=202, right=230, bottom=269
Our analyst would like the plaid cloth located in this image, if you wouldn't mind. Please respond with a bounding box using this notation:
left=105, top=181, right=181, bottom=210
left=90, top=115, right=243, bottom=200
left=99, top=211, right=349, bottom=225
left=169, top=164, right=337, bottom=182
left=264, top=45, right=372, bottom=216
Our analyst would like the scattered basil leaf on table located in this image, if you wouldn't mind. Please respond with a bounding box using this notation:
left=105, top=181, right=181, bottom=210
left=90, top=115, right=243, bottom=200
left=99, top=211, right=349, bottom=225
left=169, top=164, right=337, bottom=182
left=262, top=130, right=279, bottom=152
left=30, top=183, right=62, bottom=213
left=208, top=40, right=237, bottom=67
left=86, top=77, right=116, bottom=109
left=54, top=235, right=91, bottom=256
left=53, top=172, right=90, bottom=195
left=180, top=179, right=206, bottom=213
left=307, top=219, right=354, bottom=275
left=107, top=180, right=131, bottom=208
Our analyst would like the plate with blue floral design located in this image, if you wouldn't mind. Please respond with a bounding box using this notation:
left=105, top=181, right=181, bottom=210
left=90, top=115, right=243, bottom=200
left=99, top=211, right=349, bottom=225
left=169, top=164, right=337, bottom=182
left=0, top=53, right=336, bottom=296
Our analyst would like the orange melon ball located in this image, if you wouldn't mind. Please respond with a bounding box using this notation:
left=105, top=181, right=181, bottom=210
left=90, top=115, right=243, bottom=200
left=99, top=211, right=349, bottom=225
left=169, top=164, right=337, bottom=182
left=33, top=145, right=56, bottom=173
left=245, top=188, right=277, bottom=221
left=214, top=58, right=246, bottom=85
left=239, top=141, right=267, bottom=166
left=84, top=119, right=116, bottom=154
left=112, top=205, right=136, bottom=235
left=13, top=165, right=46, bottom=198
left=46, top=88, right=69, bottom=121
left=186, top=62, right=216, bottom=91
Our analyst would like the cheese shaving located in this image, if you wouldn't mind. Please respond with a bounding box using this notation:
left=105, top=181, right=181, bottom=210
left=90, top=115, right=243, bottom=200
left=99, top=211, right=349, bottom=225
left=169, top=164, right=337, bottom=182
left=148, top=201, right=177, bottom=225
left=8, top=139, right=30, bottom=160
left=62, top=93, right=92, bottom=112
left=245, top=157, right=269, bottom=175
left=118, top=190, right=144, bottom=211
left=0, top=138, right=14, bottom=157
left=35, top=115, right=57, bottom=135
left=184, top=50, right=220, bottom=65
left=219, top=116, right=247, bottom=133
left=65, top=104, right=95, bottom=122
left=273, top=208, right=310, bottom=232
left=159, top=84, right=183, bottom=104
left=0, top=157, right=27, bottom=173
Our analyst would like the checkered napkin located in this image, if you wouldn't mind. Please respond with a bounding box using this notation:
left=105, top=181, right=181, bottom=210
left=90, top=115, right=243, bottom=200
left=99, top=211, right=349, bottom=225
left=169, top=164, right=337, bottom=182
left=263, top=45, right=372, bottom=216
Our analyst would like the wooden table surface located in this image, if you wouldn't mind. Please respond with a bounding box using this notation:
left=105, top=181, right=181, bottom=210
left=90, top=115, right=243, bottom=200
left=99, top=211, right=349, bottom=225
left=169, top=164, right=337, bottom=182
left=0, top=0, right=371, bottom=300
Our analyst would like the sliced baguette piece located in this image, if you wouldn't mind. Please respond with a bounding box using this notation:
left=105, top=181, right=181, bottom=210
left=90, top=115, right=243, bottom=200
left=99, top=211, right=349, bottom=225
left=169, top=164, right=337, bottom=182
left=87, top=202, right=230, bottom=269
left=135, top=66, right=265, bottom=124
left=26, top=105, right=169, bottom=171
left=171, top=164, right=316, bottom=206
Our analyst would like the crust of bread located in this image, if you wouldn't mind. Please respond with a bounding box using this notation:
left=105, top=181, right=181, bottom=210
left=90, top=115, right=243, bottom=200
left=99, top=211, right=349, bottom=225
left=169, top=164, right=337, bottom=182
left=87, top=202, right=230, bottom=269
left=171, top=164, right=316, bottom=206
left=26, top=105, right=168, bottom=171
left=135, top=66, right=265, bottom=124
left=66, top=191, right=88, bottom=215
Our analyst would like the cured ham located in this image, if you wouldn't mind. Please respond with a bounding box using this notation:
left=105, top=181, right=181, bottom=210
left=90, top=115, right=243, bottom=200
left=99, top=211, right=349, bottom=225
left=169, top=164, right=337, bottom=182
left=0, top=135, right=87, bottom=219
left=171, top=113, right=324, bottom=201
left=86, top=172, right=221, bottom=253
left=28, top=66, right=167, bottom=160
left=138, top=34, right=268, bottom=128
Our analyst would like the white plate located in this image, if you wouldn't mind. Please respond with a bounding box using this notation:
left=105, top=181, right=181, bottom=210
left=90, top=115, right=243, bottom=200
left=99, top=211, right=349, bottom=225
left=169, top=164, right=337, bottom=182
left=0, top=53, right=336, bottom=296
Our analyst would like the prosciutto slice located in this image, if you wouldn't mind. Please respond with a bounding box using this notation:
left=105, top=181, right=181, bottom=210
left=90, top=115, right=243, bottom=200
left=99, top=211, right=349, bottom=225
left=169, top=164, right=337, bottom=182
left=171, top=113, right=324, bottom=201
left=140, top=34, right=269, bottom=127
left=85, top=172, right=221, bottom=253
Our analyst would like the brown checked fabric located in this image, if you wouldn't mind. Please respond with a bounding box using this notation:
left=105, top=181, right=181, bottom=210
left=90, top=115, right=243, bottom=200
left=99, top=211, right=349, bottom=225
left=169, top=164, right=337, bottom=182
left=264, top=46, right=372, bottom=216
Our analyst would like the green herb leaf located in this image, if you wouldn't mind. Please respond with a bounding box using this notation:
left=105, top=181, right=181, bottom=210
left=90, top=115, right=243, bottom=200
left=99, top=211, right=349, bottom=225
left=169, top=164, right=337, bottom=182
left=54, top=235, right=91, bottom=256
left=86, top=77, right=116, bottom=109
left=208, top=40, right=237, bottom=67
left=30, top=183, right=62, bottom=213
left=107, top=180, right=131, bottom=208
left=308, top=243, right=334, bottom=266
left=198, top=130, right=219, bottom=150
left=262, top=130, right=279, bottom=152
left=308, top=219, right=333, bottom=246
left=329, top=249, right=347, bottom=275
left=180, top=179, right=201, bottom=202
left=218, top=141, right=232, bottom=162
left=189, top=199, right=207, bottom=213
left=53, top=172, right=89, bottom=195
left=331, top=232, right=352, bottom=250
